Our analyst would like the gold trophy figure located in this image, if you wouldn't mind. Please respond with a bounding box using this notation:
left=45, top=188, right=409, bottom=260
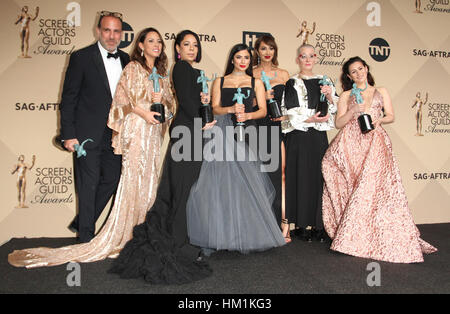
left=11, top=155, right=35, bottom=208
left=14, top=6, right=39, bottom=58
left=412, top=92, right=427, bottom=136
left=415, top=0, right=423, bottom=13
left=296, top=21, right=316, bottom=45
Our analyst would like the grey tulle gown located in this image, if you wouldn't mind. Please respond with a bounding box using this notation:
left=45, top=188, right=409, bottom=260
left=186, top=110, right=286, bottom=253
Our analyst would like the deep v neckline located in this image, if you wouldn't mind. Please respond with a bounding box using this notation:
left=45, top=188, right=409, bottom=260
left=362, top=88, right=378, bottom=113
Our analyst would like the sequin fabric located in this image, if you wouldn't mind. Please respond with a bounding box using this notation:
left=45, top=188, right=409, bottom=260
left=322, top=89, right=437, bottom=263
left=8, top=61, right=175, bottom=268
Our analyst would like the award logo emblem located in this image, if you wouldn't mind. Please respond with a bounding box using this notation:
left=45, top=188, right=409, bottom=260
left=296, top=20, right=316, bottom=45
left=118, top=22, right=134, bottom=49
left=11, top=154, right=36, bottom=208
left=412, top=92, right=428, bottom=136
left=369, top=38, right=391, bottom=62
left=14, top=6, right=39, bottom=58
left=242, top=31, right=272, bottom=50
left=197, top=70, right=216, bottom=124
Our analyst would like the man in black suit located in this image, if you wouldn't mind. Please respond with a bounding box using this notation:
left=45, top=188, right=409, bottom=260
left=60, top=11, right=130, bottom=243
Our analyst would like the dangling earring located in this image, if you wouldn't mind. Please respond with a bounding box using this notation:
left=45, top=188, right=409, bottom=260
left=177, top=53, right=180, bottom=60
left=141, top=49, right=144, bottom=57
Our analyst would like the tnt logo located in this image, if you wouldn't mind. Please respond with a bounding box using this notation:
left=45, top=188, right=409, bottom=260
left=242, top=31, right=272, bottom=50
left=369, top=38, right=390, bottom=62
left=119, top=22, right=134, bottom=49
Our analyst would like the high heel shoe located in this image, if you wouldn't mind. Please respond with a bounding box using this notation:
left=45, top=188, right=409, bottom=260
left=296, top=227, right=312, bottom=242
left=281, top=219, right=291, bottom=243
left=312, top=228, right=327, bottom=243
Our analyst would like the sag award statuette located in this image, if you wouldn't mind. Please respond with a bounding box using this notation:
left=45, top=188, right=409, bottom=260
left=351, top=82, right=374, bottom=134
left=74, top=139, right=94, bottom=158
left=197, top=70, right=215, bottom=124
left=148, top=67, right=168, bottom=123
left=233, top=87, right=250, bottom=142
left=260, top=71, right=282, bottom=119
left=317, top=75, right=331, bottom=117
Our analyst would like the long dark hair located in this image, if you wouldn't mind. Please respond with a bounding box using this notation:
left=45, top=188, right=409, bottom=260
left=224, top=43, right=253, bottom=77
left=130, top=27, right=168, bottom=76
left=252, top=35, right=279, bottom=66
left=173, top=30, right=202, bottom=63
left=341, top=56, right=375, bottom=91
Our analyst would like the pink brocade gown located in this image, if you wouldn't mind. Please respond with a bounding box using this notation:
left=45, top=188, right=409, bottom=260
left=321, top=89, right=437, bottom=263
left=8, top=62, right=174, bottom=268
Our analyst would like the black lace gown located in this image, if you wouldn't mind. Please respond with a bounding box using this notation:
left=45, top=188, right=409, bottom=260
left=108, top=60, right=212, bottom=284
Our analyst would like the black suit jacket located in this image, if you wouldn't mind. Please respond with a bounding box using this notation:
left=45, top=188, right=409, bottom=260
left=59, top=43, right=130, bottom=147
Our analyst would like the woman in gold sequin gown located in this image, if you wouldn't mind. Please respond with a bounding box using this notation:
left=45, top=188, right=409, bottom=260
left=8, top=28, right=174, bottom=268
left=321, top=57, right=437, bottom=263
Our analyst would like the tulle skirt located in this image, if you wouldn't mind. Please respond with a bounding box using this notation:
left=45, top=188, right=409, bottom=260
left=186, top=115, right=286, bottom=253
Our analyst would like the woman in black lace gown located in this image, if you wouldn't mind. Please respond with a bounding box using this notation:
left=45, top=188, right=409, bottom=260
left=109, top=30, right=214, bottom=284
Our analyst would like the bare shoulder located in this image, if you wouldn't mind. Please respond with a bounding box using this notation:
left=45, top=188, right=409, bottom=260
left=278, top=69, right=290, bottom=82
left=254, top=77, right=264, bottom=88
left=376, top=86, right=388, bottom=94
left=340, top=90, right=351, bottom=98
left=376, top=87, right=391, bottom=98
left=253, top=67, right=262, bottom=78
left=212, top=77, right=221, bottom=88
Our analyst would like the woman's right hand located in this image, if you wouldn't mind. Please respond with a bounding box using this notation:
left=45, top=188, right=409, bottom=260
left=265, top=89, right=274, bottom=101
left=306, top=112, right=330, bottom=123
left=231, top=103, right=245, bottom=114
left=349, top=96, right=365, bottom=114
left=151, top=92, right=163, bottom=104
left=144, top=111, right=161, bottom=124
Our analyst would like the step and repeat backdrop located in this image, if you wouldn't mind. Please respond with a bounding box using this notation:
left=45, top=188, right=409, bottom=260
left=1, top=0, right=449, bottom=244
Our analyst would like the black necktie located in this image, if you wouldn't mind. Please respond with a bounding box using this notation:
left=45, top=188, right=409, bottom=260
left=107, top=52, right=119, bottom=59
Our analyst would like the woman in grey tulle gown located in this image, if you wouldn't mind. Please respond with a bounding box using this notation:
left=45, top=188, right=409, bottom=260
left=186, top=44, right=286, bottom=255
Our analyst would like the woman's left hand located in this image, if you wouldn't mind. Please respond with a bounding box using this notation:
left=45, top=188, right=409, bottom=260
left=200, top=92, right=210, bottom=104
left=271, top=115, right=288, bottom=122
left=373, top=119, right=382, bottom=129
left=151, top=91, right=163, bottom=104
left=236, top=112, right=249, bottom=123
left=202, top=120, right=217, bottom=130
left=320, top=85, right=332, bottom=100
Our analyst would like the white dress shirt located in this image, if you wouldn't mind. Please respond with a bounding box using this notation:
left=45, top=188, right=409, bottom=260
left=97, top=41, right=123, bottom=97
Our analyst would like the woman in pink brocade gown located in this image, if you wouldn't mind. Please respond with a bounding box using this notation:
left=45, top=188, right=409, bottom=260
left=321, top=57, right=437, bottom=263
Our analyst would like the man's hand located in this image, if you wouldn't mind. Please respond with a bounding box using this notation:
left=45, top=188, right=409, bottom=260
left=64, top=138, right=79, bottom=152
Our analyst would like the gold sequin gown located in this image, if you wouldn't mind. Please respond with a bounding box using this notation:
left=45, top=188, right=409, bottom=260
left=322, top=89, right=437, bottom=263
left=8, top=61, right=174, bottom=268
